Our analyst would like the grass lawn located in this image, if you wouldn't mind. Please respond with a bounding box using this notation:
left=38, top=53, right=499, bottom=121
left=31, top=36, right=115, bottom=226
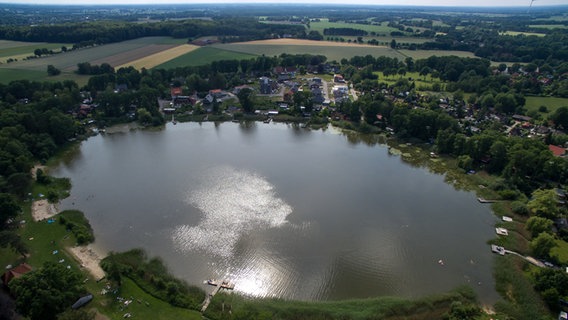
left=0, top=68, right=48, bottom=84
left=524, top=96, right=568, bottom=116
left=97, top=277, right=202, bottom=320
left=154, top=46, right=257, bottom=69
left=551, top=239, right=568, bottom=264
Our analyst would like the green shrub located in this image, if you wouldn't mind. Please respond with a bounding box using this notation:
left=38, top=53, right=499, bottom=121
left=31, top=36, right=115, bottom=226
left=58, top=210, right=94, bottom=245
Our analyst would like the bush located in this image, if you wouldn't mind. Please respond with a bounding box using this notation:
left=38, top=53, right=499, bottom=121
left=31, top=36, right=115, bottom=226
left=511, top=201, right=529, bottom=215
left=58, top=210, right=94, bottom=245
left=498, top=189, right=520, bottom=200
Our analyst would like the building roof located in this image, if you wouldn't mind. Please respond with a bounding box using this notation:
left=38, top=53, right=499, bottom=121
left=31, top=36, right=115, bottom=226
left=549, top=145, right=566, bottom=157
left=2, top=263, right=32, bottom=286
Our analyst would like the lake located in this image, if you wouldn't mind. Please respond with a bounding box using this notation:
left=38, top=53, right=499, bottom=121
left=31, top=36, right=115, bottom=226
left=53, top=122, right=499, bottom=303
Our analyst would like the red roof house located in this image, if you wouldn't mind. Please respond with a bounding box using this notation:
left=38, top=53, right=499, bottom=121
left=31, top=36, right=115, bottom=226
left=549, top=145, right=566, bottom=157
left=2, top=263, right=32, bottom=286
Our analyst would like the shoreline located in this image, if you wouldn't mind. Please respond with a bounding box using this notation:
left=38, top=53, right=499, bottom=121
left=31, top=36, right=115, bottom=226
left=45, top=121, right=508, bottom=316
left=67, top=244, right=106, bottom=281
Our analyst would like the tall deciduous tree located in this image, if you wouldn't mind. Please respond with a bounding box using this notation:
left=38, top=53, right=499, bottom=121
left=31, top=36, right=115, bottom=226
left=527, top=189, right=560, bottom=219
left=237, top=88, right=255, bottom=113
left=531, top=232, right=557, bottom=259
left=10, top=262, right=85, bottom=320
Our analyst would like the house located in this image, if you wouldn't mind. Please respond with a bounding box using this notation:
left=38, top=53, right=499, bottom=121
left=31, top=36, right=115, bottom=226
left=334, top=74, right=345, bottom=83
left=170, top=87, right=183, bottom=99
left=233, top=85, right=253, bottom=95
left=259, top=77, right=277, bottom=94
left=2, top=263, right=32, bottom=287
left=549, top=145, right=566, bottom=157
left=512, top=114, right=532, bottom=122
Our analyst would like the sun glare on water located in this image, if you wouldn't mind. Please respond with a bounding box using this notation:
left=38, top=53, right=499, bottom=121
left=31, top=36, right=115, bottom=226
left=172, top=166, right=293, bottom=258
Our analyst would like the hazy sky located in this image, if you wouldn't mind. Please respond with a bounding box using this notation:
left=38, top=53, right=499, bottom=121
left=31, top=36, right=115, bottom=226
left=0, top=0, right=566, bottom=7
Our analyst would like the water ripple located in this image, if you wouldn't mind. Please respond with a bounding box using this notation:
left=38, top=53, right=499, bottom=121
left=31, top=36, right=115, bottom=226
left=172, top=166, right=293, bottom=258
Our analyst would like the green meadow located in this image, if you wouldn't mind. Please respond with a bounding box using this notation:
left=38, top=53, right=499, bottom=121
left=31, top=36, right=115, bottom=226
left=154, top=46, right=257, bottom=69
left=524, top=96, right=568, bottom=115
left=214, top=42, right=405, bottom=62
left=309, top=19, right=403, bottom=36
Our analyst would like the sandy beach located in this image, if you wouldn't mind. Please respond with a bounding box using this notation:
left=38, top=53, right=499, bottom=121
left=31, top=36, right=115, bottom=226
left=31, top=199, right=59, bottom=221
left=68, top=245, right=106, bottom=281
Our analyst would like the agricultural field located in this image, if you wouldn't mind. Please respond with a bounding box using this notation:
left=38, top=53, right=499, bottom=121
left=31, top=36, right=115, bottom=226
left=153, top=46, right=257, bottom=69
left=116, top=44, right=199, bottom=70
left=214, top=39, right=405, bottom=62
left=500, top=31, right=546, bottom=37
left=529, top=24, right=568, bottom=29
left=524, top=96, right=568, bottom=115
left=398, top=49, right=476, bottom=60
left=0, top=37, right=187, bottom=73
left=0, top=40, right=71, bottom=63
left=309, top=19, right=402, bottom=36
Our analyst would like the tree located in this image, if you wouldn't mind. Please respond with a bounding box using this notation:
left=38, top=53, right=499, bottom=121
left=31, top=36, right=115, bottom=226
left=390, top=39, right=397, bottom=49
left=0, top=231, right=28, bottom=257
left=530, top=232, right=556, bottom=259
left=10, top=262, right=85, bottom=320
left=527, top=189, right=560, bottom=219
left=526, top=216, right=554, bottom=238
left=237, top=88, right=255, bottom=113
left=47, top=65, right=61, bottom=76
left=0, top=193, right=21, bottom=224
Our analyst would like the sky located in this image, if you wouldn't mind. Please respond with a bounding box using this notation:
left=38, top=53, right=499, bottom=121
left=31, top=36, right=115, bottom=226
left=0, top=0, right=566, bottom=7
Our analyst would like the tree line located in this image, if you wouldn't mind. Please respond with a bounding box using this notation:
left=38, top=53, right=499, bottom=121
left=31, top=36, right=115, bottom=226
left=0, top=17, right=305, bottom=46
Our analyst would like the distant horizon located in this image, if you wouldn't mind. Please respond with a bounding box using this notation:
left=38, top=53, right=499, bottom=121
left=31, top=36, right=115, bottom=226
left=0, top=0, right=567, bottom=8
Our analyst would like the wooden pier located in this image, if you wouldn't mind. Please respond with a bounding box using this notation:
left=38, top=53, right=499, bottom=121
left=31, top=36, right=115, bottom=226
left=201, top=279, right=235, bottom=312
left=477, top=197, right=498, bottom=203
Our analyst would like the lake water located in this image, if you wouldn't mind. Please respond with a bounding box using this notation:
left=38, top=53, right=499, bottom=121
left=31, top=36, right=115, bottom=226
left=53, top=122, right=499, bottom=303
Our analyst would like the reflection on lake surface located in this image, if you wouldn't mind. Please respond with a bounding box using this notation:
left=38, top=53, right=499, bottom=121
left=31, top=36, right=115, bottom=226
left=53, top=122, right=499, bottom=303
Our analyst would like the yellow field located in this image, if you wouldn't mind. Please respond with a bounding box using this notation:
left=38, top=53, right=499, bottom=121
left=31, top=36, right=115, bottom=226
left=116, top=44, right=199, bottom=70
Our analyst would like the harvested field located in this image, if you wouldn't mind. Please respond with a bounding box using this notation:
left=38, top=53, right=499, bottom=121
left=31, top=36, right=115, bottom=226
left=116, top=44, right=199, bottom=70
left=0, top=37, right=186, bottom=73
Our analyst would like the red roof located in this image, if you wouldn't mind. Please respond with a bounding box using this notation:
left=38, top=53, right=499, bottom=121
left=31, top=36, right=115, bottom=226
left=2, top=263, right=32, bottom=286
left=170, top=87, right=182, bottom=96
left=549, top=145, right=566, bottom=157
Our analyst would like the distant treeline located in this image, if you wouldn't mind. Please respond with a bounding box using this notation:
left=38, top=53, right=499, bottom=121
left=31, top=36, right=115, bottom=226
left=323, top=27, right=368, bottom=36
left=421, top=29, right=568, bottom=62
left=0, top=18, right=305, bottom=46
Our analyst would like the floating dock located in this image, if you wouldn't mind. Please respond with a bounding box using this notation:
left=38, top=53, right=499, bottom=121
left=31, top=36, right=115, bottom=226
left=201, top=279, right=235, bottom=312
